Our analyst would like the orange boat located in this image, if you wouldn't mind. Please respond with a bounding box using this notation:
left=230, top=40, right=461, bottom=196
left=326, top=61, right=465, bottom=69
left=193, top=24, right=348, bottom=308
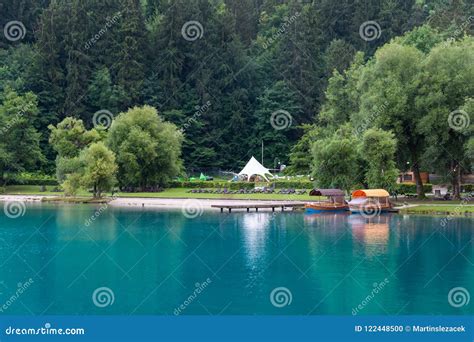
left=348, top=189, right=391, bottom=214
left=305, top=189, right=348, bottom=213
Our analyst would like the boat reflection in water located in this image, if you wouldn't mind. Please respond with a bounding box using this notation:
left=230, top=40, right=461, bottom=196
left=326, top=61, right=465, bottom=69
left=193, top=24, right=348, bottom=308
left=349, top=214, right=390, bottom=253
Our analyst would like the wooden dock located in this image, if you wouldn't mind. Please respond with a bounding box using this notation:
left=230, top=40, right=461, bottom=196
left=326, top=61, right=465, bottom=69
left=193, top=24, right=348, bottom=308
left=211, top=202, right=305, bottom=213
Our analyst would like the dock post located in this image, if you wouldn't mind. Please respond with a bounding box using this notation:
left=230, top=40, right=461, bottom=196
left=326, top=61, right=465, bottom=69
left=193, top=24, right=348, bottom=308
left=256, top=207, right=258, bottom=212
left=228, top=208, right=231, bottom=213
left=272, top=207, right=275, bottom=212
left=220, top=208, right=223, bottom=213
left=281, top=206, right=284, bottom=211
left=247, top=208, right=250, bottom=212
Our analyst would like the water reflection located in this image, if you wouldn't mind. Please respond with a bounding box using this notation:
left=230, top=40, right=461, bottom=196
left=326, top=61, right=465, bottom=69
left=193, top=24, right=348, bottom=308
left=241, top=213, right=271, bottom=265
left=349, top=214, right=390, bottom=256
left=1, top=204, right=473, bottom=315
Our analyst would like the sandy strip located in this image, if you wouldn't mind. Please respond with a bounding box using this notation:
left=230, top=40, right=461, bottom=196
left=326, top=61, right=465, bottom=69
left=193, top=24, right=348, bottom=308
left=110, top=197, right=306, bottom=211
left=0, top=195, right=306, bottom=211
left=0, top=195, right=45, bottom=202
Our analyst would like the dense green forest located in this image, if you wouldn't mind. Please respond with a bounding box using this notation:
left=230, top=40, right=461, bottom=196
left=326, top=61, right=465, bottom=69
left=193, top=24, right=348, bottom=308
left=0, top=0, right=473, bottom=197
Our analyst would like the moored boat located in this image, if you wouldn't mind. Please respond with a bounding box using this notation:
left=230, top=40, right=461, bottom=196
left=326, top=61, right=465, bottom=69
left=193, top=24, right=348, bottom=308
left=348, top=189, right=391, bottom=214
left=305, top=189, right=348, bottom=213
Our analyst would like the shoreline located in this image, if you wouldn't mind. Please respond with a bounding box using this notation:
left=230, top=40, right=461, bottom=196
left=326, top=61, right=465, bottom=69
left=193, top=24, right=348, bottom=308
left=1, top=194, right=473, bottom=216
left=0, top=194, right=307, bottom=211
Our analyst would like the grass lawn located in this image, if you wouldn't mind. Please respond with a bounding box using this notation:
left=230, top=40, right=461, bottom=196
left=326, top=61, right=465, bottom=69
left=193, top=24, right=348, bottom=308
left=2, top=185, right=315, bottom=201
left=399, top=205, right=474, bottom=214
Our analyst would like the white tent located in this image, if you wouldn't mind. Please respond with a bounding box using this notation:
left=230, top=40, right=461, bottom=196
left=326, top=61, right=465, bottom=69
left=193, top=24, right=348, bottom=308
left=239, top=156, right=273, bottom=182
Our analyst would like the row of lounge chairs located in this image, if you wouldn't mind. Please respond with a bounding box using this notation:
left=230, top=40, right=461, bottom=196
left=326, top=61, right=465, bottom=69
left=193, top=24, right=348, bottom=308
left=186, top=188, right=308, bottom=195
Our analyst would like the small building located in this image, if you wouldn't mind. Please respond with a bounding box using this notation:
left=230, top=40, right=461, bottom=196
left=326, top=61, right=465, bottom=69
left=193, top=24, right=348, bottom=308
left=398, top=171, right=429, bottom=184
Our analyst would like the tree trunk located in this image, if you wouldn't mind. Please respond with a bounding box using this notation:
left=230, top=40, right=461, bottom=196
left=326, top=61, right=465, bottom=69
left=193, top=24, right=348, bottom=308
left=452, top=161, right=461, bottom=200
left=412, top=160, right=425, bottom=199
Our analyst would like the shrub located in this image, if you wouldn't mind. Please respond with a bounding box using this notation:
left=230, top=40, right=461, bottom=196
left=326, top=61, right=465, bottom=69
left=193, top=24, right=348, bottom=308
left=166, top=180, right=314, bottom=189
left=395, top=183, right=432, bottom=194
left=9, top=172, right=58, bottom=186
left=461, top=184, right=473, bottom=193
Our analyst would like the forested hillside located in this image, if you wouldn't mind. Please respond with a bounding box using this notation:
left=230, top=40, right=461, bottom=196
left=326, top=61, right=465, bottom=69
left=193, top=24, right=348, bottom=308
left=0, top=0, right=472, bottom=175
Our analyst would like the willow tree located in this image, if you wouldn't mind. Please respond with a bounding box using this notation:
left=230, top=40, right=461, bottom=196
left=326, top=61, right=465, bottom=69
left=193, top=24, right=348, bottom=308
left=418, top=38, right=474, bottom=199
left=107, top=105, right=183, bottom=190
left=357, top=43, right=427, bottom=198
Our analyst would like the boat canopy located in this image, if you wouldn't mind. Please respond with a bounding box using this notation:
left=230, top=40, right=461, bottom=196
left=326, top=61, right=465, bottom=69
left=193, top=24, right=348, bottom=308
left=352, top=189, right=390, bottom=198
left=309, top=189, right=345, bottom=197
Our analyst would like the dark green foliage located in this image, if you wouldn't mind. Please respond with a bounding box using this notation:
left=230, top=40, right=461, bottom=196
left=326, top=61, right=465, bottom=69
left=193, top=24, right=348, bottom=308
left=1, top=0, right=471, bottom=179
left=396, top=183, right=433, bottom=194
left=167, top=180, right=313, bottom=189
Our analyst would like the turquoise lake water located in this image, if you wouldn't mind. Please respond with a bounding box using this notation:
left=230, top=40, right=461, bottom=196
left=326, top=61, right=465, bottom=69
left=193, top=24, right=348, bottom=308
left=0, top=203, right=472, bottom=315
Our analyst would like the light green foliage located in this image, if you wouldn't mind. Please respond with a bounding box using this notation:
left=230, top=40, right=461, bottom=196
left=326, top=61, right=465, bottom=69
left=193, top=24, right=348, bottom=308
left=417, top=39, right=474, bottom=198
left=48, top=117, right=102, bottom=158
left=107, top=105, right=183, bottom=189
left=360, top=129, right=399, bottom=191
left=48, top=117, right=103, bottom=184
left=311, top=125, right=362, bottom=193
left=78, top=142, right=117, bottom=198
